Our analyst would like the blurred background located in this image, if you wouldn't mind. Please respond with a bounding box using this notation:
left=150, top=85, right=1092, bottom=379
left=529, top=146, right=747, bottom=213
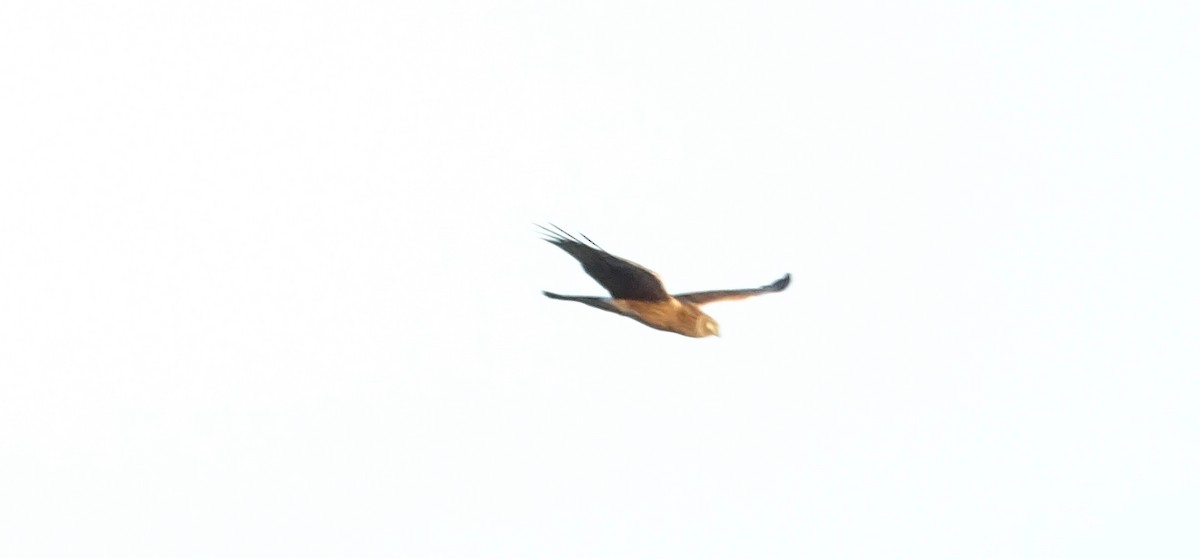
left=2, top=1, right=1197, bottom=557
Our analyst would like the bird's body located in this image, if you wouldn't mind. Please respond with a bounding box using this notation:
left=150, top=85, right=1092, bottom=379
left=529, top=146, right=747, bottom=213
left=613, top=297, right=707, bottom=336
left=538, top=224, right=790, bottom=337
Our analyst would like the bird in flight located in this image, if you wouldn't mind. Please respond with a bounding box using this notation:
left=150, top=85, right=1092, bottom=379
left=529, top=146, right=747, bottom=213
left=538, top=224, right=790, bottom=337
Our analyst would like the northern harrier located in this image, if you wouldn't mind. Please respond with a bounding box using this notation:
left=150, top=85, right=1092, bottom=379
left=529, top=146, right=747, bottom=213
left=538, top=224, right=790, bottom=337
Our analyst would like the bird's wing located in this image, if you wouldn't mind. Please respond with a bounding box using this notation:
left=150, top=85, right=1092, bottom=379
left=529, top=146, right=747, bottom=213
left=537, top=224, right=670, bottom=301
left=673, top=274, right=791, bottom=306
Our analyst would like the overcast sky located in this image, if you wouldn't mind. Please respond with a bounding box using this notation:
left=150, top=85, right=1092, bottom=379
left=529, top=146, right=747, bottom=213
left=2, top=2, right=1197, bottom=557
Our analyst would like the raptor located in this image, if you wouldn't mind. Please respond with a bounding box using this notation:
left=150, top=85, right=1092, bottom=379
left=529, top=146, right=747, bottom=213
left=538, top=224, right=790, bottom=337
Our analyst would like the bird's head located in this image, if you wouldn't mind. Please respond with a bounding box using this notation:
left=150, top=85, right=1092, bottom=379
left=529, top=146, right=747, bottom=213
left=676, top=303, right=720, bottom=338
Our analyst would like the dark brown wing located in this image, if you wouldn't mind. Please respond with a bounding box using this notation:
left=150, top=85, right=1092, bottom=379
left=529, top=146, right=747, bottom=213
left=537, top=224, right=670, bottom=301
left=673, top=273, right=791, bottom=306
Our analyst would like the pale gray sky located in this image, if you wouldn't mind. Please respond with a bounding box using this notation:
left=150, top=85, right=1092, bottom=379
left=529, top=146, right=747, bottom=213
left=2, top=1, right=1197, bottom=557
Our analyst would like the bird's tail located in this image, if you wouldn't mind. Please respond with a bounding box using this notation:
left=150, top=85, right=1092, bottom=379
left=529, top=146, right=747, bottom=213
left=542, top=292, right=621, bottom=315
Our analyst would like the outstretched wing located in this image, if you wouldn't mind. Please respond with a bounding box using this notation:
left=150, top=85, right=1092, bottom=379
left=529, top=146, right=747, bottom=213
left=673, top=274, right=791, bottom=306
left=537, top=224, right=670, bottom=301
